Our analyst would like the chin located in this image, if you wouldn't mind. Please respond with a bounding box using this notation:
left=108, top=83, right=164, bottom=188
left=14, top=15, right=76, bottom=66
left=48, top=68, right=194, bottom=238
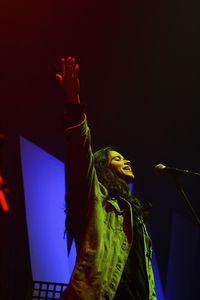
left=124, top=174, right=135, bottom=183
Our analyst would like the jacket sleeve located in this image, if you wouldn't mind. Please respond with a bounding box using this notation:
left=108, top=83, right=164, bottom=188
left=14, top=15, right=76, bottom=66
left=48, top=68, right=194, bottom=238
left=64, top=107, right=104, bottom=241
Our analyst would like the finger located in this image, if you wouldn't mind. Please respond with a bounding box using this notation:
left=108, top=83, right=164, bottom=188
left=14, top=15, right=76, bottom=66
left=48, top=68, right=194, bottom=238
left=66, top=56, right=76, bottom=75
left=67, top=56, right=72, bottom=63
left=74, top=64, right=79, bottom=79
left=55, top=74, right=63, bottom=84
left=71, top=58, right=76, bottom=72
left=66, top=56, right=74, bottom=68
left=60, top=58, right=66, bottom=76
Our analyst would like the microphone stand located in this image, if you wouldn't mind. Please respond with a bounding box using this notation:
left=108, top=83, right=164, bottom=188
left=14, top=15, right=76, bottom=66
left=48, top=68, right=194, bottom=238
left=187, top=171, right=200, bottom=177
left=175, top=176, right=200, bottom=227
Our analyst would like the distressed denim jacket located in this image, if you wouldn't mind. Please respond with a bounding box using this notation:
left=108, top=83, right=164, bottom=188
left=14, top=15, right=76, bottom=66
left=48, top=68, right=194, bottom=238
left=62, top=116, right=157, bottom=300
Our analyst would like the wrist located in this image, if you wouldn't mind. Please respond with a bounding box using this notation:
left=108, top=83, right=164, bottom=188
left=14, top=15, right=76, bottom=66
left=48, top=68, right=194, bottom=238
left=65, top=94, right=80, bottom=104
left=62, top=102, right=85, bottom=128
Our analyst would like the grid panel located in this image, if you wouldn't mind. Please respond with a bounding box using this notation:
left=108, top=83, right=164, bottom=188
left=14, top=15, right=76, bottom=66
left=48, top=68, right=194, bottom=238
left=32, top=281, right=68, bottom=299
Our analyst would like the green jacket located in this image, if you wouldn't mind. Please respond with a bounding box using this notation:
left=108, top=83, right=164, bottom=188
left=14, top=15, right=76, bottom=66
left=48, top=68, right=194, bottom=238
left=62, top=116, right=156, bottom=300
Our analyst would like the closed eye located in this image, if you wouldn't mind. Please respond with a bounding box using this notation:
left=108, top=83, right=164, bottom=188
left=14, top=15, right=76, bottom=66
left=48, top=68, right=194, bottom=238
left=112, top=156, right=124, bottom=161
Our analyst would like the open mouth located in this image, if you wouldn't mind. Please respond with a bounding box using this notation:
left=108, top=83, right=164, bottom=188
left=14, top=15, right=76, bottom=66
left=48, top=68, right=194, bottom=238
left=123, top=167, right=132, bottom=171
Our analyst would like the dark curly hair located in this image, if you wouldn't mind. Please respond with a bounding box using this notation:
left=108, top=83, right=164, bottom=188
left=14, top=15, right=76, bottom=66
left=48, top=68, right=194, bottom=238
left=94, top=147, right=131, bottom=198
left=94, top=147, right=149, bottom=221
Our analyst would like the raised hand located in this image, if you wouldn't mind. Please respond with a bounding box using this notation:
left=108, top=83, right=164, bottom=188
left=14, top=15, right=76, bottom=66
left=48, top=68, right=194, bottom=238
left=56, top=56, right=80, bottom=104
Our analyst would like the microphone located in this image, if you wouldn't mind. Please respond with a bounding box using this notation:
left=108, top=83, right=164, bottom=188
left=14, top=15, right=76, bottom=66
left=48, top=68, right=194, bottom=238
left=154, top=163, right=200, bottom=177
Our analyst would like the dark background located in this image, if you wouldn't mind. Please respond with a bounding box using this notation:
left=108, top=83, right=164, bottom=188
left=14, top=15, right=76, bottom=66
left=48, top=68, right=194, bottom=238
left=0, top=1, right=200, bottom=299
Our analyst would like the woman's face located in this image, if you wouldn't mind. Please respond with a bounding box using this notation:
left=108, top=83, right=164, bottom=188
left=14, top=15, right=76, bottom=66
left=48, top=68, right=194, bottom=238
left=108, top=150, right=135, bottom=182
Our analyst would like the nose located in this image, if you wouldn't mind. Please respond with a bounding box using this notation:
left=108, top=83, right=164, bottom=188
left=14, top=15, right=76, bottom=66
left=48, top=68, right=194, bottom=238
left=124, top=159, right=131, bottom=166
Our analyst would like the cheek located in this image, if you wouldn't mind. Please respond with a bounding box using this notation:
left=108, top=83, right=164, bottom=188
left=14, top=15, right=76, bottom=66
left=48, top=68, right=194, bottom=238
left=111, top=164, right=123, bottom=175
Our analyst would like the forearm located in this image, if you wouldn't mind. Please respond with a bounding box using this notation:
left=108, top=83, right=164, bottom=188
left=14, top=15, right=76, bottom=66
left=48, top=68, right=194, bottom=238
left=57, top=56, right=100, bottom=214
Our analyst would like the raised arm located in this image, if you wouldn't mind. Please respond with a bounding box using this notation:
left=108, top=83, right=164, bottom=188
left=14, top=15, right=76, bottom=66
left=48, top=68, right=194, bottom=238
left=56, top=56, right=103, bottom=241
